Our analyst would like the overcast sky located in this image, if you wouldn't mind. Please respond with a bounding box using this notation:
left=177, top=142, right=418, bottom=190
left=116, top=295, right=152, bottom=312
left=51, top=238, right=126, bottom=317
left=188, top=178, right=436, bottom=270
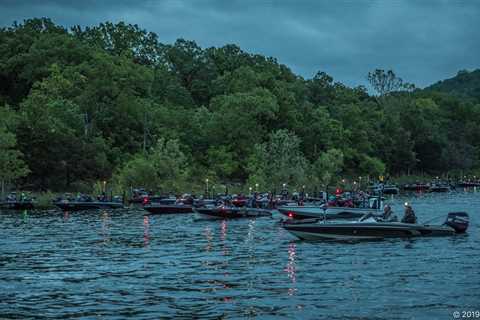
left=1, top=0, right=478, bottom=88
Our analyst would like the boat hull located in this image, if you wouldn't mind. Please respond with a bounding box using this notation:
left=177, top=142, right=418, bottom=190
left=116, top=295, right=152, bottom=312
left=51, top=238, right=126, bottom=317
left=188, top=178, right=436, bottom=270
left=55, top=202, right=124, bottom=211
left=143, top=204, right=194, bottom=214
left=382, top=188, right=399, bottom=195
left=402, top=185, right=430, bottom=192
left=278, top=206, right=381, bottom=220
left=195, top=207, right=272, bottom=219
left=428, top=187, right=450, bottom=193
left=457, top=182, right=480, bottom=188
left=283, top=222, right=457, bottom=240
left=0, top=201, right=35, bottom=210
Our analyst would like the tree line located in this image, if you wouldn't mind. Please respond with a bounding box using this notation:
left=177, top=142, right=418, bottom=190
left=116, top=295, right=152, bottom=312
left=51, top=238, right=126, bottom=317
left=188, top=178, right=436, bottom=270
left=1, top=18, right=479, bottom=193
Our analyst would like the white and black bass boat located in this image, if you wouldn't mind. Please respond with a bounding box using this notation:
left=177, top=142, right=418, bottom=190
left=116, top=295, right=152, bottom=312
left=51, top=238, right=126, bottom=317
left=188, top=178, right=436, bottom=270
left=282, top=212, right=469, bottom=240
left=278, top=197, right=384, bottom=220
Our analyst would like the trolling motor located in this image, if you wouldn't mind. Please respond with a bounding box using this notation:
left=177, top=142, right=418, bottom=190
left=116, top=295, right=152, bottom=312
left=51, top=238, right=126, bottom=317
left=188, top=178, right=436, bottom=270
left=444, top=212, right=469, bottom=233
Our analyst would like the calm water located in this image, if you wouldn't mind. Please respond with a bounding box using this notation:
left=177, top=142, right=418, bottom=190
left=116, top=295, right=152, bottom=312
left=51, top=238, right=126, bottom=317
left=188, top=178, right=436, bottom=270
left=1, top=192, right=479, bottom=319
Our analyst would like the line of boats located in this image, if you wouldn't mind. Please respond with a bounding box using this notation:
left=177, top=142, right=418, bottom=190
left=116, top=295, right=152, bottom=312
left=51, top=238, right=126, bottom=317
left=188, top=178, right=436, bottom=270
left=370, top=182, right=458, bottom=194
left=0, top=191, right=471, bottom=242
left=3, top=177, right=477, bottom=211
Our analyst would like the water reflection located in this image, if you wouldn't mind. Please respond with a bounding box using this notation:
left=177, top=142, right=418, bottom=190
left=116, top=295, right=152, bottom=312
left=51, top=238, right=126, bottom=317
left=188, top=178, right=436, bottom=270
left=220, top=220, right=229, bottom=256
left=246, top=219, right=256, bottom=244
left=204, top=226, right=213, bottom=252
left=219, top=220, right=232, bottom=303
left=220, top=220, right=227, bottom=241
left=404, top=239, right=416, bottom=249
left=101, top=210, right=110, bottom=244
left=143, top=215, right=150, bottom=247
left=285, top=242, right=297, bottom=296
left=0, top=192, right=478, bottom=319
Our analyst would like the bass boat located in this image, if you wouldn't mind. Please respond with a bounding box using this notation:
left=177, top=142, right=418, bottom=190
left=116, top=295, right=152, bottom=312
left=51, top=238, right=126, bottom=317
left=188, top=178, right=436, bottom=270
left=282, top=212, right=469, bottom=240
left=55, top=200, right=124, bottom=211
left=278, top=197, right=384, bottom=220
left=0, top=200, right=35, bottom=210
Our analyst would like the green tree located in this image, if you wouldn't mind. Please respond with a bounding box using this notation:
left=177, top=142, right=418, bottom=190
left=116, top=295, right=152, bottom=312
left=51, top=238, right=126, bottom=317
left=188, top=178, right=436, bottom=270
left=16, top=66, right=111, bottom=189
left=367, top=69, right=415, bottom=96
left=311, top=148, right=344, bottom=188
left=0, top=107, right=29, bottom=191
left=72, top=21, right=162, bottom=65
left=401, top=98, right=446, bottom=173
left=247, top=130, right=309, bottom=191
left=115, top=138, right=189, bottom=193
left=209, top=88, right=279, bottom=179
left=164, top=39, right=217, bottom=106
left=299, top=106, right=345, bottom=161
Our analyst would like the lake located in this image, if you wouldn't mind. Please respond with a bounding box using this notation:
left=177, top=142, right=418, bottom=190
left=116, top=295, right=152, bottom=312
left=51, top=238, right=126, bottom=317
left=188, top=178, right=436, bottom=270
left=0, top=192, right=479, bottom=319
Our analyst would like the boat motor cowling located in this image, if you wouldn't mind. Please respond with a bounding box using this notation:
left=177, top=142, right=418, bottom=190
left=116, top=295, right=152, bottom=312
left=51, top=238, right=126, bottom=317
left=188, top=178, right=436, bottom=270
left=444, top=212, right=469, bottom=233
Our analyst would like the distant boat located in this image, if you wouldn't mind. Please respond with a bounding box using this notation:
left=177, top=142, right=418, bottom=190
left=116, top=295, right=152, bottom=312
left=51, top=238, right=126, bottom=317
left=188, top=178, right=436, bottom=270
left=369, top=183, right=399, bottom=195
left=231, top=198, right=247, bottom=207
left=0, top=200, right=34, bottom=210
left=0, top=192, right=35, bottom=210
left=54, top=200, right=124, bottom=211
left=428, top=184, right=451, bottom=193
left=402, top=183, right=430, bottom=192
left=143, top=196, right=218, bottom=215
left=456, top=181, right=480, bottom=188
left=128, top=188, right=167, bottom=204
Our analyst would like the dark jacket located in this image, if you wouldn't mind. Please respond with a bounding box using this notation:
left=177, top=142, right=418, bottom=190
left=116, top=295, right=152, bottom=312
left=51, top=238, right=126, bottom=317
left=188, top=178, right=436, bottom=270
left=401, top=208, right=417, bottom=224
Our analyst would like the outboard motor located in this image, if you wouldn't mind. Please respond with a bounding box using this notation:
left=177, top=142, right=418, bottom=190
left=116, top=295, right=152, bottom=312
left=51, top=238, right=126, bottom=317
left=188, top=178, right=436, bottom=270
left=444, top=212, right=469, bottom=233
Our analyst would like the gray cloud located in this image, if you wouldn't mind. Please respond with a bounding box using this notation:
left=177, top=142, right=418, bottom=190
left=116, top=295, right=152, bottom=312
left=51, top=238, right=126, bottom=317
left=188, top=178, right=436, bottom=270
left=0, top=0, right=478, bottom=88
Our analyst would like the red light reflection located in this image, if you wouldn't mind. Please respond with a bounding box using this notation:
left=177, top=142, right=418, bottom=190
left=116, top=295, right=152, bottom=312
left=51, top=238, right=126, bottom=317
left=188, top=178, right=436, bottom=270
left=220, top=220, right=229, bottom=256
left=143, top=215, right=150, bottom=247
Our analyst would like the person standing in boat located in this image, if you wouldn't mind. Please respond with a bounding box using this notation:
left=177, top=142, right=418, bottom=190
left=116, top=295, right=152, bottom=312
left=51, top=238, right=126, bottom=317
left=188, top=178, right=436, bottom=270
left=299, top=188, right=305, bottom=206
left=267, top=192, right=274, bottom=209
left=401, top=203, right=417, bottom=224
left=224, top=194, right=232, bottom=207
left=251, top=192, right=260, bottom=208
left=247, top=193, right=256, bottom=208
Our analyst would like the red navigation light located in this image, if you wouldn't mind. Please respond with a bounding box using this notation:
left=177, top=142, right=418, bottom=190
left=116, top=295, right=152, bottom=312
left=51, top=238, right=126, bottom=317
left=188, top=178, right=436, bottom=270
left=335, top=188, right=342, bottom=194
left=143, top=196, right=149, bottom=205
left=288, top=212, right=294, bottom=218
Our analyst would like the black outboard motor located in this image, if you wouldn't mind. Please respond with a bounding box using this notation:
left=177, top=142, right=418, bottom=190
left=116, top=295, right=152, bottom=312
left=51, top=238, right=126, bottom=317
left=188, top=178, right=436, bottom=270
left=444, top=212, right=469, bottom=233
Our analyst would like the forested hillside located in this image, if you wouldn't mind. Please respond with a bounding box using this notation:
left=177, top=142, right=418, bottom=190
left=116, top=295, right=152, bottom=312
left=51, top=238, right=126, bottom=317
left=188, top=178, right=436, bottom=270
left=1, top=18, right=479, bottom=192
left=427, top=69, right=480, bottom=100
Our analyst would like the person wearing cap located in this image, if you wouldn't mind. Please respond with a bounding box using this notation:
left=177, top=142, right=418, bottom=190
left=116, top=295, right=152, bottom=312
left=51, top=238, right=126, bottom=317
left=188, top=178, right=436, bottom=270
left=401, top=203, right=417, bottom=224
left=382, top=204, right=398, bottom=222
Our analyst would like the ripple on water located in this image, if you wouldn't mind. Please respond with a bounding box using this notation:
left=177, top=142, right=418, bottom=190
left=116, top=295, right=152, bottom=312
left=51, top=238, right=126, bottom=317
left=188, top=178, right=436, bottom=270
left=0, top=193, right=479, bottom=319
